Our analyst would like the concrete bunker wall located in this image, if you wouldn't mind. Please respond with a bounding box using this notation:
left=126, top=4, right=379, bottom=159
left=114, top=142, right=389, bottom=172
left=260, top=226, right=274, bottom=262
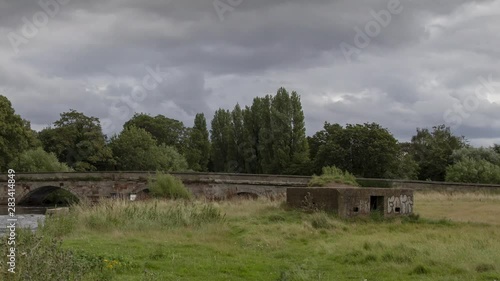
left=336, top=188, right=414, bottom=218
left=286, top=188, right=340, bottom=211
left=287, top=187, right=414, bottom=218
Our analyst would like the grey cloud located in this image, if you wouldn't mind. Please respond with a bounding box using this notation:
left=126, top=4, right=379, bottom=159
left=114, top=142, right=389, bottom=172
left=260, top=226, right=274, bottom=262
left=0, top=0, right=499, bottom=146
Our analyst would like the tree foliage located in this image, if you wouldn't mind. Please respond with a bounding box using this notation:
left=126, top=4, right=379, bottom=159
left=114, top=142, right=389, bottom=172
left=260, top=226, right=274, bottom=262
left=9, top=147, right=72, bottom=172
left=124, top=113, right=186, bottom=153
left=210, top=108, right=233, bottom=172
left=185, top=113, right=210, bottom=171
left=450, top=147, right=500, bottom=166
left=310, top=122, right=399, bottom=178
left=409, top=125, right=467, bottom=181
left=0, top=95, right=37, bottom=171
left=39, top=110, right=114, bottom=171
left=446, top=158, right=500, bottom=184
left=209, top=88, right=310, bottom=175
left=110, top=126, right=187, bottom=171
left=389, top=153, right=419, bottom=180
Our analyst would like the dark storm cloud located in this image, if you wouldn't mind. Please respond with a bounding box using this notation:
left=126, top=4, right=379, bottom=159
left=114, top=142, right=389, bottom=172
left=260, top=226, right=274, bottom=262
left=1, top=0, right=499, bottom=146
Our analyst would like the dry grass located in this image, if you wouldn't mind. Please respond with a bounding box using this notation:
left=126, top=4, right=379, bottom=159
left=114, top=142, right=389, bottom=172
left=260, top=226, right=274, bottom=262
left=415, top=191, right=500, bottom=225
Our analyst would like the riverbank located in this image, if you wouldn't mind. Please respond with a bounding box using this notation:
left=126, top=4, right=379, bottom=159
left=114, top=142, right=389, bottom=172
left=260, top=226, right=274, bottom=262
left=1, top=192, right=500, bottom=280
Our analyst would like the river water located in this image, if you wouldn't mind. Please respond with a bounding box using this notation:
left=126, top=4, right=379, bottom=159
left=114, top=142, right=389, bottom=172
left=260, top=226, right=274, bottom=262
left=0, top=207, right=48, bottom=234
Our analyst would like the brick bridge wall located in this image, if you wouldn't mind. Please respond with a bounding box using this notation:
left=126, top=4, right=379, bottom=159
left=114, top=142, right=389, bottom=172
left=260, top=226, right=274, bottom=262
left=0, top=172, right=310, bottom=204
left=0, top=172, right=499, bottom=205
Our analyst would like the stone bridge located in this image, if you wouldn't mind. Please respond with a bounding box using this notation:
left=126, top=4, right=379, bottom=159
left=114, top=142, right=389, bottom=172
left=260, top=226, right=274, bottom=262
left=0, top=172, right=311, bottom=205
left=2, top=172, right=500, bottom=205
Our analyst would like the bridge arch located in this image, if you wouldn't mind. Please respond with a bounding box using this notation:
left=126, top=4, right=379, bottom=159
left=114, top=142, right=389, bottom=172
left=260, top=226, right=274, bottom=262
left=18, top=185, right=81, bottom=206
left=135, top=188, right=151, bottom=200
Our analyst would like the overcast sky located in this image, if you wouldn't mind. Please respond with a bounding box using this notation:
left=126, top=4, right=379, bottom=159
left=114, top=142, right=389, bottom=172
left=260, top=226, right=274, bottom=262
left=1, top=0, right=500, bottom=146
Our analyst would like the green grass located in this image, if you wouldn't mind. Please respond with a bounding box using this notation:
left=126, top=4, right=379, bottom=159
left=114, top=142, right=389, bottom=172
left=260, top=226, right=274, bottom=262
left=3, top=193, right=500, bottom=280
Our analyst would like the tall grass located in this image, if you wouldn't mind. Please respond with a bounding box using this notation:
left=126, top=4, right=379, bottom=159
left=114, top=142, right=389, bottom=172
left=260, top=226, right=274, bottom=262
left=68, top=199, right=224, bottom=231
left=308, top=166, right=359, bottom=187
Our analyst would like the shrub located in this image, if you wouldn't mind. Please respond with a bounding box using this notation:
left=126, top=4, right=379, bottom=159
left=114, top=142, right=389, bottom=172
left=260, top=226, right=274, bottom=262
left=149, top=172, right=192, bottom=199
left=308, top=166, right=359, bottom=187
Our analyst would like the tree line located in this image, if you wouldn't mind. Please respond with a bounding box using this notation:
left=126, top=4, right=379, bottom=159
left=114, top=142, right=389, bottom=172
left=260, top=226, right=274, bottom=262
left=1, top=88, right=500, bottom=184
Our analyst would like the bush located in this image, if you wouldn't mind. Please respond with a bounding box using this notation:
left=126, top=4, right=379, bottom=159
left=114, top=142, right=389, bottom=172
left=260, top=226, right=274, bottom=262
left=149, top=172, right=192, bottom=199
left=308, top=166, right=359, bottom=187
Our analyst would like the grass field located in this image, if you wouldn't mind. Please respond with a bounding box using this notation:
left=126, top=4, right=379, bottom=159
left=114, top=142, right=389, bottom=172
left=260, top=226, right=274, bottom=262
left=2, top=191, right=500, bottom=281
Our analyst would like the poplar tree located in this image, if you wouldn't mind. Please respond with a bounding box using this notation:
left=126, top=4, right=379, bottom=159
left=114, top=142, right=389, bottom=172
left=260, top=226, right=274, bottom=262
left=210, top=109, right=232, bottom=172
left=229, top=104, right=245, bottom=172
left=186, top=113, right=210, bottom=171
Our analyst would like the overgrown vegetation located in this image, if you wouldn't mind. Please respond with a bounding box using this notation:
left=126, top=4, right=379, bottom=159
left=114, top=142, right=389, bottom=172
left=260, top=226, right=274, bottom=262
left=308, top=166, right=359, bottom=187
left=0, top=228, right=110, bottom=281
left=71, top=199, right=224, bottom=231
left=148, top=172, right=192, bottom=199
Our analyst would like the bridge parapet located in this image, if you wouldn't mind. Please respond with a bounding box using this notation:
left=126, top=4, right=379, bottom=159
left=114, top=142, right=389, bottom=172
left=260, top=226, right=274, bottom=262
left=2, top=172, right=499, bottom=205
left=0, top=172, right=311, bottom=205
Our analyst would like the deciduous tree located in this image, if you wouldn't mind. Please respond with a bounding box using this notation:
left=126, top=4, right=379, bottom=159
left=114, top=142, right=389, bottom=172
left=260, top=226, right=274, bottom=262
left=409, top=125, right=467, bottom=181
left=39, top=110, right=114, bottom=171
left=110, top=126, right=187, bottom=171
left=0, top=95, right=40, bottom=171
left=124, top=113, right=186, bottom=153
